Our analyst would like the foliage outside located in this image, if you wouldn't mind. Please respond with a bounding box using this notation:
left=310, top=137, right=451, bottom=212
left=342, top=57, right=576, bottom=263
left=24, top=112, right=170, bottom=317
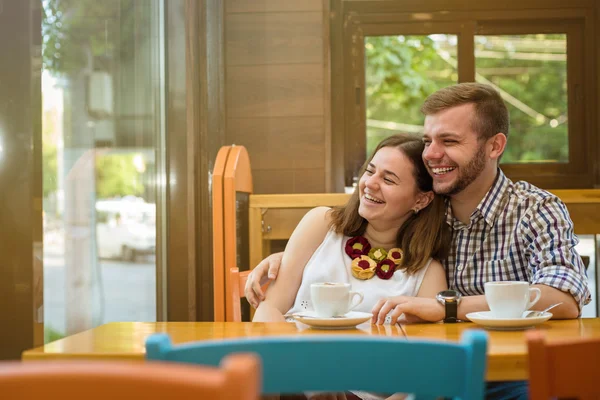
left=365, top=34, right=568, bottom=163
left=42, top=0, right=146, bottom=201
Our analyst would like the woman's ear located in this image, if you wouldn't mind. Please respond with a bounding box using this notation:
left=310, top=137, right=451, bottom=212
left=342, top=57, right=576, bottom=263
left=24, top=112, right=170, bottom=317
left=415, top=191, right=434, bottom=211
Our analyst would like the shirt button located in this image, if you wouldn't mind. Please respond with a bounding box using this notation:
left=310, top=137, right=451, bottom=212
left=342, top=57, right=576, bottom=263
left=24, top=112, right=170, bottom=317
left=457, top=264, right=464, bottom=271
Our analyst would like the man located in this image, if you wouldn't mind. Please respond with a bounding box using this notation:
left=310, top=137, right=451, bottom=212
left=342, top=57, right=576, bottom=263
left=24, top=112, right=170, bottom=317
left=244, top=83, right=591, bottom=399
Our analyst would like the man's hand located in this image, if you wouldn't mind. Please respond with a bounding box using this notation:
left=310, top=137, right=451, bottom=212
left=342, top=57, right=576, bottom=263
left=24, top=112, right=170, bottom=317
left=245, top=252, right=284, bottom=308
left=371, top=296, right=445, bottom=325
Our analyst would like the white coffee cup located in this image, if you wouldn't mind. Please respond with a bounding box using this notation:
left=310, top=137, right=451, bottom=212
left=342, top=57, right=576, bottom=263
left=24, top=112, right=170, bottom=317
left=484, top=281, right=541, bottom=318
left=310, top=282, right=364, bottom=317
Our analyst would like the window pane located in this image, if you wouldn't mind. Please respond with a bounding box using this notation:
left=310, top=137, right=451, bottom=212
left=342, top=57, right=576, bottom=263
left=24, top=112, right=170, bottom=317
left=577, top=235, right=597, bottom=318
left=475, top=34, right=568, bottom=163
left=42, top=0, right=164, bottom=342
left=365, top=35, right=458, bottom=156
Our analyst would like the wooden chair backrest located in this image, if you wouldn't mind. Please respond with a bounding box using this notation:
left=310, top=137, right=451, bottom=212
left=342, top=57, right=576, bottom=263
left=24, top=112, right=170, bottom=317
left=227, top=267, right=269, bottom=322
left=213, top=145, right=253, bottom=322
left=248, top=190, right=600, bottom=271
left=228, top=267, right=250, bottom=322
left=0, top=357, right=261, bottom=400
left=212, top=146, right=232, bottom=322
left=146, top=330, right=488, bottom=398
left=223, top=146, right=252, bottom=321
left=527, top=330, right=600, bottom=400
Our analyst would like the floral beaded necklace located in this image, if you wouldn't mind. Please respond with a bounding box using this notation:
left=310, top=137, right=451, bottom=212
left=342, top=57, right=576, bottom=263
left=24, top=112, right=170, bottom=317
left=345, top=236, right=404, bottom=280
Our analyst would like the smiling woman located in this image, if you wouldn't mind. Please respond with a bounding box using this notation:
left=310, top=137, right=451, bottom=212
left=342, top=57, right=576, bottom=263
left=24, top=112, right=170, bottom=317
left=252, top=133, right=451, bottom=329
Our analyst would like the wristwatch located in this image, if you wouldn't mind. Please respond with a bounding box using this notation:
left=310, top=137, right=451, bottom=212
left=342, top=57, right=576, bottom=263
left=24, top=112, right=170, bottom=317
left=436, top=290, right=462, bottom=323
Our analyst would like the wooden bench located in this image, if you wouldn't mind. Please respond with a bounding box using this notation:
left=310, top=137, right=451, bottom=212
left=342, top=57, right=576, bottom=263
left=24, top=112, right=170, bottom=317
left=248, top=190, right=600, bottom=272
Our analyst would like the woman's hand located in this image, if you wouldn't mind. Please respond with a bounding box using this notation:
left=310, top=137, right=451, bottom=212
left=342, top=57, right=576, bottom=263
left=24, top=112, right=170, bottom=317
left=371, top=296, right=444, bottom=325
left=244, top=252, right=284, bottom=308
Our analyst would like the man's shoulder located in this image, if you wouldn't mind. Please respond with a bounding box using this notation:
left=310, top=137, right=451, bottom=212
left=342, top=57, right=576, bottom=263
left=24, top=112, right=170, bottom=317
left=510, top=179, right=560, bottom=206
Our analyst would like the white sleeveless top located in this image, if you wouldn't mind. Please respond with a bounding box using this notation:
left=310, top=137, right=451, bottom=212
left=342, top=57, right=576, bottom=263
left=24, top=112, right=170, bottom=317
left=287, top=229, right=432, bottom=317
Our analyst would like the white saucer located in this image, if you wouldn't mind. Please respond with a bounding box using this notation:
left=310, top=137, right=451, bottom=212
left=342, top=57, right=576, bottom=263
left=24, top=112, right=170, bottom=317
left=292, top=311, right=372, bottom=329
left=466, top=311, right=552, bottom=330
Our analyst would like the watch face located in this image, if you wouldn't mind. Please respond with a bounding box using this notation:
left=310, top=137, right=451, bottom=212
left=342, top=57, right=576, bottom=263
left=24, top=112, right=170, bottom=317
left=437, top=290, right=461, bottom=301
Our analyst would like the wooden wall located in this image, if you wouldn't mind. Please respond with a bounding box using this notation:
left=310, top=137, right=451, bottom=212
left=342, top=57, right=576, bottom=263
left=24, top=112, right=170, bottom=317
left=224, top=0, right=329, bottom=194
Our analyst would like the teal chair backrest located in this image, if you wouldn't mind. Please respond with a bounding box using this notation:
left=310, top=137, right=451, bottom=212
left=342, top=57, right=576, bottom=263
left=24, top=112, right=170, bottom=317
left=146, top=330, right=487, bottom=399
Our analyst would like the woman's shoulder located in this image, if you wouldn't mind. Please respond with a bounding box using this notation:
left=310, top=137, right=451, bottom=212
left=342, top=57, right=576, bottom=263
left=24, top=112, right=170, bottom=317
left=424, top=258, right=445, bottom=277
left=291, top=207, right=334, bottom=241
left=303, top=206, right=333, bottom=225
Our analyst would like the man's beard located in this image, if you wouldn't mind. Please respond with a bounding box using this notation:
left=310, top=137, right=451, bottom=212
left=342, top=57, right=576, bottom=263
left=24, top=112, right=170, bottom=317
left=435, top=143, right=487, bottom=196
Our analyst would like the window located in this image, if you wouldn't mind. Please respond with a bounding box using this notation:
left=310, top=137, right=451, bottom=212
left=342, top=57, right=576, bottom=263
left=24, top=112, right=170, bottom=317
left=365, top=34, right=458, bottom=157
left=331, top=0, right=597, bottom=190
left=42, top=0, right=166, bottom=342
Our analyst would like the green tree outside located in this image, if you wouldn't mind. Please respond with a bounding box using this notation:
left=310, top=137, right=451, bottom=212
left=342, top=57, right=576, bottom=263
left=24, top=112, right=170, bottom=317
left=95, top=154, right=145, bottom=199
left=42, top=0, right=145, bottom=200
left=365, top=34, right=568, bottom=163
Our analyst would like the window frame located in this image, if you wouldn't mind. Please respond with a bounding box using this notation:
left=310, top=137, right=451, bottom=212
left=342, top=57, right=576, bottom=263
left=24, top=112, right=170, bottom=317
left=330, top=0, right=598, bottom=189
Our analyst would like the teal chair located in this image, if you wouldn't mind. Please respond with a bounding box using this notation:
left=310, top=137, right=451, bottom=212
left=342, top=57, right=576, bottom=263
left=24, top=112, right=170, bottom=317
left=146, top=330, right=487, bottom=399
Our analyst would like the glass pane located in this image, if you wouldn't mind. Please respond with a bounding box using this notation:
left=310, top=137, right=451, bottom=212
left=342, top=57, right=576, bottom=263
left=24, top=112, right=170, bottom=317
left=42, top=0, right=164, bottom=342
left=365, top=35, right=458, bottom=156
left=578, top=235, right=597, bottom=318
left=475, top=34, right=568, bottom=163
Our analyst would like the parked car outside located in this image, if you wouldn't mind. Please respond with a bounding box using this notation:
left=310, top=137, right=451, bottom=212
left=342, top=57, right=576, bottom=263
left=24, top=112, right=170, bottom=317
left=96, top=197, right=156, bottom=261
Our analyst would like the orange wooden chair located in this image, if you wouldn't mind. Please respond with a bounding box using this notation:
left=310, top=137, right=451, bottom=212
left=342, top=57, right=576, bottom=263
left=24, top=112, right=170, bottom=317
left=0, top=354, right=261, bottom=400
left=228, top=266, right=269, bottom=322
left=526, top=330, right=600, bottom=400
left=213, top=145, right=254, bottom=322
left=212, top=145, right=232, bottom=322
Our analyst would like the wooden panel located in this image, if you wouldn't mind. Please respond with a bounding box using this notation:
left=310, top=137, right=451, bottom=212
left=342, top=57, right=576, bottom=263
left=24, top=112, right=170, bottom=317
left=226, top=0, right=323, bottom=13
left=550, top=189, right=600, bottom=204
left=595, top=0, right=600, bottom=186
left=252, top=168, right=326, bottom=194
left=566, top=205, right=600, bottom=235
left=226, top=64, right=324, bottom=118
left=166, top=0, right=194, bottom=322
left=248, top=207, right=264, bottom=275
left=323, top=0, right=333, bottom=192
left=226, top=117, right=325, bottom=170
left=0, top=0, right=38, bottom=359
left=250, top=193, right=350, bottom=208
left=263, top=208, right=311, bottom=240
left=226, top=12, right=323, bottom=65
left=345, top=0, right=594, bottom=14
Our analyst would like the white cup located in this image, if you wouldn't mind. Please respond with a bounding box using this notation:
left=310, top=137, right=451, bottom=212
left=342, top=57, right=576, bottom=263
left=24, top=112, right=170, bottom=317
left=484, top=281, right=541, bottom=318
left=310, top=282, right=364, bottom=317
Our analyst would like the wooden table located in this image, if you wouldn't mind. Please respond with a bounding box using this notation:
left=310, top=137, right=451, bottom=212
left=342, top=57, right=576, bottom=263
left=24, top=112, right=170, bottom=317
left=22, top=318, right=600, bottom=381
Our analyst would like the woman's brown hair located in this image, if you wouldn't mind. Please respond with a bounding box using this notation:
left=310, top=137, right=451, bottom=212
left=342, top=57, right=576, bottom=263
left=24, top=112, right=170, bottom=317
left=329, top=133, right=450, bottom=274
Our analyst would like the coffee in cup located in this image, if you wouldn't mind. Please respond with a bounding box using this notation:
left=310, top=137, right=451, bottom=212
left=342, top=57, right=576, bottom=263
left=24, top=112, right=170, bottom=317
left=484, top=281, right=541, bottom=318
left=310, top=282, right=364, bottom=317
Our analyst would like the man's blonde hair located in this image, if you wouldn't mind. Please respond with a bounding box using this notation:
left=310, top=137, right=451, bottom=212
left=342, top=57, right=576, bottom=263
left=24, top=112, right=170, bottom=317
left=421, top=82, right=509, bottom=141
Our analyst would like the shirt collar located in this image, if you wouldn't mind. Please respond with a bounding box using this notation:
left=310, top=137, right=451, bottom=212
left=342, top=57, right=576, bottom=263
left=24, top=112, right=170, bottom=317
left=444, top=169, right=512, bottom=228
left=475, top=169, right=512, bottom=226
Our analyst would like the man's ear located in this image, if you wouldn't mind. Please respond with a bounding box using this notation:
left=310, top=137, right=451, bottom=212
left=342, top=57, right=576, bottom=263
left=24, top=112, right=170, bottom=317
left=416, top=191, right=435, bottom=211
left=489, top=133, right=507, bottom=161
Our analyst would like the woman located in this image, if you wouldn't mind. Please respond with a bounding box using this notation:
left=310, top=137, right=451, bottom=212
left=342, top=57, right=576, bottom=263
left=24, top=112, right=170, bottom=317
left=253, top=133, right=450, bottom=325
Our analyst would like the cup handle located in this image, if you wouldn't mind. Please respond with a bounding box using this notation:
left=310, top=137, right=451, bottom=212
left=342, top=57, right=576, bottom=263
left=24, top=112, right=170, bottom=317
left=348, top=291, right=364, bottom=312
left=527, top=287, right=542, bottom=309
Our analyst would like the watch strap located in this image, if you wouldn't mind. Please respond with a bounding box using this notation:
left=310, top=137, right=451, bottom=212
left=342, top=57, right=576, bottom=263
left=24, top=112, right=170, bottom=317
left=444, top=301, right=458, bottom=323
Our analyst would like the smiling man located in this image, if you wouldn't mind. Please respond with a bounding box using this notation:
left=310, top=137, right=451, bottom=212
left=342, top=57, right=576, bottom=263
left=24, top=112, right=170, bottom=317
left=244, top=83, right=591, bottom=400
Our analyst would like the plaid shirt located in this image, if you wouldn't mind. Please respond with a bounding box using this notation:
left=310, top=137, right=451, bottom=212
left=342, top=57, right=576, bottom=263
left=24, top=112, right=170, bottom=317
left=444, top=169, right=591, bottom=311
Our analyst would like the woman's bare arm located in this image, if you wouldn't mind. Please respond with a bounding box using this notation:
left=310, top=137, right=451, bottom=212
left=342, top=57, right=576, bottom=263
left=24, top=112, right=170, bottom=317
left=253, top=207, right=331, bottom=322
left=415, top=259, right=447, bottom=298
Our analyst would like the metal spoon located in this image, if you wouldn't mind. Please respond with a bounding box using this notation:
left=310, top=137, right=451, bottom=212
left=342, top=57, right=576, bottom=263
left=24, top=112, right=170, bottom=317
left=525, top=302, right=563, bottom=318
